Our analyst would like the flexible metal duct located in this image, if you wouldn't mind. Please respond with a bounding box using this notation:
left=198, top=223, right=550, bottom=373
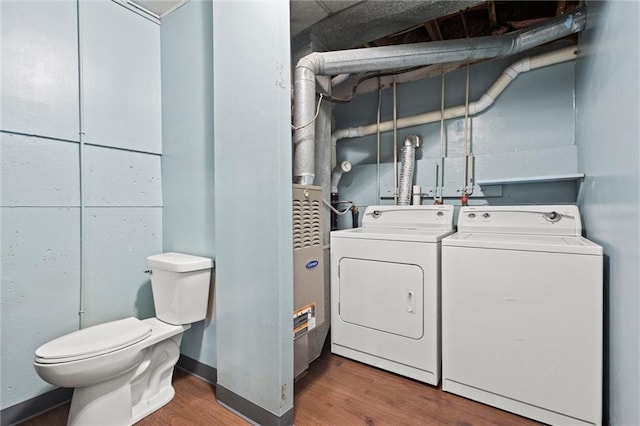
left=398, top=135, right=422, bottom=206
left=292, top=7, right=586, bottom=185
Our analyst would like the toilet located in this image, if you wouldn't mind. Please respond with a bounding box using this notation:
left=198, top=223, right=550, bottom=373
left=33, top=252, right=213, bottom=426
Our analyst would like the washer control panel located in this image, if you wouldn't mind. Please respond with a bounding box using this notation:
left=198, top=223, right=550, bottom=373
left=457, top=205, right=582, bottom=236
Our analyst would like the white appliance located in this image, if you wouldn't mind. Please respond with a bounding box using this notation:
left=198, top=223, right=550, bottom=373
left=331, top=205, right=455, bottom=385
left=34, top=252, right=213, bottom=426
left=292, top=184, right=326, bottom=377
left=442, top=205, right=602, bottom=426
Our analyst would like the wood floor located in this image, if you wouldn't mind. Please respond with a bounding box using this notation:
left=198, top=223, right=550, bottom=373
left=21, top=347, right=541, bottom=425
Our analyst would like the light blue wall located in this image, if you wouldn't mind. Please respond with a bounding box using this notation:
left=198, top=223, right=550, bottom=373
left=213, top=0, right=294, bottom=420
left=79, top=0, right=162, bottom=154
left=1, top=0, right=162, bottom=410
left=575, top=1, right=640, bottom=424
left=160, top=0, right=216, bottom=366
left=334, top=42, right=580, bottom=224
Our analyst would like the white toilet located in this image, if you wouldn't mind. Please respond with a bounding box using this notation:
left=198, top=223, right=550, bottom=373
left=33, top=252, right=213, bottom=426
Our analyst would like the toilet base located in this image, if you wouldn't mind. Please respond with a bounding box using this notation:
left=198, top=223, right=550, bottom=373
left=67, top=327, right=184, bottom=426
left=69, top=383, right=176, bottom=426
left=131, top=385, right=175, bottom=424
left=68, top=367, right=139, bottom=426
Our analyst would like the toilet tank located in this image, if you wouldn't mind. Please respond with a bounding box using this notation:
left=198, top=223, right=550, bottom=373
left=146, top=252, right=213, bottom=325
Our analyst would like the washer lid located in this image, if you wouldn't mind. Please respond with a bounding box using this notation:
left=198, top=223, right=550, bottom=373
left=35, top=317, right=152, bottom=364
left=442, top=232, right=602, bottom=255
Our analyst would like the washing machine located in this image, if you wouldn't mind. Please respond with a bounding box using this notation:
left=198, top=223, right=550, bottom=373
left=442, top=205, right=602, bottom=426
left=330, top=204, right=455, bottom=385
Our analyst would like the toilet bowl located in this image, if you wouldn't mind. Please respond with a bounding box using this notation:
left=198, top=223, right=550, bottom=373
left=33, top=252, right=213, bottom=426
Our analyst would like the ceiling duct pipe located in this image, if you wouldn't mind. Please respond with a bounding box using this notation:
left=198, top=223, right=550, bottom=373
left=292, top=7, right=586, bottom=185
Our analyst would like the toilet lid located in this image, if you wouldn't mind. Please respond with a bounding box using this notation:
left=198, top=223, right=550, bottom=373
left=35, top=317, right=152, bottom=364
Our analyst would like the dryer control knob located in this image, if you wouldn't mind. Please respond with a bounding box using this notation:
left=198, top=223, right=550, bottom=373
left=545, top=211, right=561, bottom=222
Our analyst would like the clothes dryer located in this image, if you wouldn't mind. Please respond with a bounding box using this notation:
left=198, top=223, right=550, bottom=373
left=331, top=205, right=455, bottom=385
left=442, top=205, right=602, bottom=425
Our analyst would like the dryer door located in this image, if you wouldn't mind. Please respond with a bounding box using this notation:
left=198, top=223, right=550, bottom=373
left=339, top=258, right=423, bottom=339
left=330, top=235, right=441, bottom=384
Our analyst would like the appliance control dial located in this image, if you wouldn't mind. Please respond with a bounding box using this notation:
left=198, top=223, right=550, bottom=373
left=544, top=211, right=561, bottom=222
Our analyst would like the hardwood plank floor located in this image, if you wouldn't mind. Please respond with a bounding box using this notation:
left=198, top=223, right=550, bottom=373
left=20, top=347, right=541, bottom=425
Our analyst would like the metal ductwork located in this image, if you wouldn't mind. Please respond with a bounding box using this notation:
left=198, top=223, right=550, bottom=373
left=292, top=7, right=586, bottom=185
left=398, top=135, right=421, bottom=206
left=331, top=46, right=578, bottom=142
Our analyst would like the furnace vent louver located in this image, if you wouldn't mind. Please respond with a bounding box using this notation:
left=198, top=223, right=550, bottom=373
left=293, top=198, right=321, bottom=250
left=292, top=184, right=325, bottom=378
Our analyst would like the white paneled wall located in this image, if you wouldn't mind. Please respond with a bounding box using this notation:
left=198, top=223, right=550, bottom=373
left=80, top=1, right=162, bottom=153
left=0, top=0, right=80, bottom=141
left=83, top=208, right=161, bottom=326
left=1, top=207, right=81, bottom=405
left=1, top=134, right=80, bottom=206
left=83, top=146, right=162, bottom=206
left=1, top=0, right=162, bottom=411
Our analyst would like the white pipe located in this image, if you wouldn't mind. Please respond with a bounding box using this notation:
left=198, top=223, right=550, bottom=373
left=293, top=10, right=585, bottom=184
left=376, top=79, right=382, bottom=203
left=438, top=66, right=445, bottom=203
left=433, top=163, right=439, bottom=203
left=331, top=73, right=351, bottom=87
left=393, top=78, right=398, bottom=205
left=467, top=154, right=475, bottom=190
left=463, top=62, right=471, bottom=194
left=78, top=6, right=86, bottom=328
left=330, top=161, right=352, bottom=193
left=333, top=46, right=577, bottom=143
left=412, top=185, right=422, bottom=206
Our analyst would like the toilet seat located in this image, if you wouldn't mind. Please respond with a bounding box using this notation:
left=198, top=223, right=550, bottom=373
left=35, top=317, right=152, bottom=364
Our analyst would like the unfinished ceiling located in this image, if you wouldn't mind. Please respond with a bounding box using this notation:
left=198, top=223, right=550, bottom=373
left=364, top=0, right=582, bottom=47
left=291, top=0, right=581, bottom=95
left=291, top=0, right=484, bottom=52
left=126, top=0, right=580, bottom=55
left=125, top=0, right=581, bottom=73
left=291, top=0, right=363, bottom=37
left=292, top=1, right=581, bottom=51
